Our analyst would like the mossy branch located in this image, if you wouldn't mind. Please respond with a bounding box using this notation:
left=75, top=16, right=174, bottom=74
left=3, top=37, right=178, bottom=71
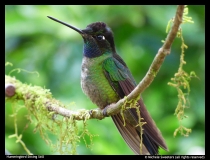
left=5, top=75, right=103, bottom=120
left=5, top=5, right=185, bottom=121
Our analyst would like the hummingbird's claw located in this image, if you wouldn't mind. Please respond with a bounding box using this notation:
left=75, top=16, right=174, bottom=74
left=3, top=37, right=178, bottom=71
left=102, top=107, right=108, bottom=117
left=89, top=109, right=93, bottom=116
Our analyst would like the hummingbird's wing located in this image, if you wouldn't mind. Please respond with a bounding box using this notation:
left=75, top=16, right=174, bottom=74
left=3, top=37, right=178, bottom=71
left=102, top=56, right=168, bottom=155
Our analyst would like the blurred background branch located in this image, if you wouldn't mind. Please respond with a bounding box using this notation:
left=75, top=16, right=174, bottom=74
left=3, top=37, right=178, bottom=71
left=5, top=149, right=11, bottom=155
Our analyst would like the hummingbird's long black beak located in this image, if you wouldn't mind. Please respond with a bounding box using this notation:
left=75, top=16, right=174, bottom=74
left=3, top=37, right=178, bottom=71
left=47, top=16, right=84, bottom=34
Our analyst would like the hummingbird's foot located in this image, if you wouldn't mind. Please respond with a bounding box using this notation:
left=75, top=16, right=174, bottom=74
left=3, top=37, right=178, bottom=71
left=102, top=103, right=115, bottom=117
left=102, top=107, right=109, bottom=117
left=89, top=109, right=93, bottom=116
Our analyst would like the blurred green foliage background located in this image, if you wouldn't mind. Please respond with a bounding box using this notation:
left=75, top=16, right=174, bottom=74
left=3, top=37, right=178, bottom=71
left=5, top=5, right=205, bottom=155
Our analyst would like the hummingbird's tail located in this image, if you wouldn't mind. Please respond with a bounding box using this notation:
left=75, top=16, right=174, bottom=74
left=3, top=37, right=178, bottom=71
left=111, top=98, right=168, bottom=155
left=111, top=114, right=150, bottom=155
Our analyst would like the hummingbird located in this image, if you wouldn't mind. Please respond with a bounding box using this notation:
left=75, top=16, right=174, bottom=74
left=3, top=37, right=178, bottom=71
left=48, top=16, right=168, bottom=155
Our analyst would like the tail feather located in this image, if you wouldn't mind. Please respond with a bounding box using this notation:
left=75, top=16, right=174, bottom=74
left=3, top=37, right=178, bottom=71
left=111, top=114, right=150, bottom=155
left=116, top=80, right=168, bottom=154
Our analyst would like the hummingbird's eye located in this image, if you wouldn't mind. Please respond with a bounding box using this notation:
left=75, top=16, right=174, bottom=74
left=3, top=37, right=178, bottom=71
left=96, top=35, right=105, bottom=41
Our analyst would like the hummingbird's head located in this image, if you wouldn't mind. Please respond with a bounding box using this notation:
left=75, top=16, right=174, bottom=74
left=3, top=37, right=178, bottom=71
left=81, top=22, right=116, bottom=58
left=47, top=16, right=116, bottom=58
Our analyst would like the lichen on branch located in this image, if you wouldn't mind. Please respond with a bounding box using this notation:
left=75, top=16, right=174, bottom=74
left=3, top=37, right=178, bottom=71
left=5, top=75, right=95, bottom=155
left=167, top=5, right=197, bottom=137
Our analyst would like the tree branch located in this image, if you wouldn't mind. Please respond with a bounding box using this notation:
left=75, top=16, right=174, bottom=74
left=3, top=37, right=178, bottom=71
left=5, top=5, right=185, bottom=121
left=5, top=75, right=104, bottom=120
